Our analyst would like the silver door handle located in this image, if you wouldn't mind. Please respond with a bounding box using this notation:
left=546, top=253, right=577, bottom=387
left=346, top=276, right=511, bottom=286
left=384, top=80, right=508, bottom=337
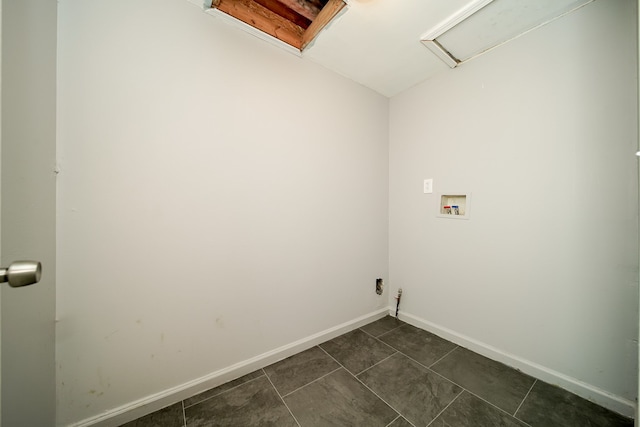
left=0, top=261, right=42, bottom=287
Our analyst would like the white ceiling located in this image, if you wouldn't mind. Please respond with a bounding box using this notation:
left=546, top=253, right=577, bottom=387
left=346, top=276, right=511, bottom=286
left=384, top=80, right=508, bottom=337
left=194, top=0, right=594, bottom=98
left=302, top=0, right=593, bottom=97
left=304, top=0, right=472, bottom=97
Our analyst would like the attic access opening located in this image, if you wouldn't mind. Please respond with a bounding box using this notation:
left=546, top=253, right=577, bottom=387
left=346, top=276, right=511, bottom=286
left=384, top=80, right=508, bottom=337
left=421, top=0, right=594, bottom=68
left=210, top=0, right=346, bottom=51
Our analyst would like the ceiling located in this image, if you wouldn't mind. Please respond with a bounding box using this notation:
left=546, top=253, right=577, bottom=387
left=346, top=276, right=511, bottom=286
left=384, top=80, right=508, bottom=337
left=200, top=0, right=595, bottom=97
left=304, top=0, right=473, bottom=97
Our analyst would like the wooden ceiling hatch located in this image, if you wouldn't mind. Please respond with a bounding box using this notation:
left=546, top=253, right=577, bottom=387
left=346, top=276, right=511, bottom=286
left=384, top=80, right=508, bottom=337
left=210, top=0, right=346, bottom=51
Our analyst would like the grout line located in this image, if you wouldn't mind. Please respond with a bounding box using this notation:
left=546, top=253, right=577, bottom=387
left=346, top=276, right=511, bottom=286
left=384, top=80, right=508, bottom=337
left=353, top=375, right=414, bottom=427
left=428, top=345, right=459, bottom=368
left=358, top=325, right=404, bottom=355
left=375, top=350, right=453, bottom=391
left=398, top=352, right=438, bottom=373
left=181, top=400, right=187, bottom=427
left=425, top=388, right=524, bottom=427
left=425, top=366, right=502, bottom=414
left=317, top=345, right=406, bottom=425
left=317, top=344, right=339, bottom=361
left=514, top=379, right=537, bottom=418
left=374, top=336, right=401, bottom=354
left=384, top=415, right=401, bottom=427
left=281, top=366, right=343, bottom=398
left=457, top=386, right=532, bottom=426
left=183, top=372, right=266, bottom=409
left=358, top=327, right=379, bottom=339
left=396, top=352, right=532, bottom=426
left=384, top=414, right=414, bottom=427
left=359, top=326, right=403, bottom=341
left=355, top=351, right=398, bottom=377
left=517, top=416, right=534, bottom=427
left=374, top=323, right=407, bottom=340
left=317, top=334, right=471, bottom=427
left=263, top=369, right=302, bottom=427
left=430, top=375, right=534, bottom=426
left=317, top=344, right=345, bottom=367
left=425, top=390, right=463, bottom=427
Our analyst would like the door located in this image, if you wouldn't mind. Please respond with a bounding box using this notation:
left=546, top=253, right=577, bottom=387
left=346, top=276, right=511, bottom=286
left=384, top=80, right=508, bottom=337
left=1, top=0, right=57, bottom=426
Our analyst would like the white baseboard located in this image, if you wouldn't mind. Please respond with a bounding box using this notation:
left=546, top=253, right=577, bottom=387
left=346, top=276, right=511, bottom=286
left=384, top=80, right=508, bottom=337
left=396, top=310, right=636, bottom=418
left=69, top=306, right=634, bottom=425
left=69, top=308, right=389, bottom=427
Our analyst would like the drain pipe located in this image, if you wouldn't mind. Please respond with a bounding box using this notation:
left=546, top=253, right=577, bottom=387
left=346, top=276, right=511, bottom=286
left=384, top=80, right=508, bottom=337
left=395, top=288, right=403, bottom=318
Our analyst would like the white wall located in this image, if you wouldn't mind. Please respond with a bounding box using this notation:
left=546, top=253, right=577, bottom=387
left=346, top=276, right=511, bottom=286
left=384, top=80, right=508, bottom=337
left=56, top=1, right=389, bottom=425
left=390, top=0, right=638, bottom=414
left=1, top=0, right=57, bottom=425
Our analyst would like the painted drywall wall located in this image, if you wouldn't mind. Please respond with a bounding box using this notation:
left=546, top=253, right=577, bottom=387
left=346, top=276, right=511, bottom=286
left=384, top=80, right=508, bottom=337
left=1, top=0, right=57, bottom=425
left=56, top=0, right=389, bottom=425
left=390, top=0, right=638, bottom=413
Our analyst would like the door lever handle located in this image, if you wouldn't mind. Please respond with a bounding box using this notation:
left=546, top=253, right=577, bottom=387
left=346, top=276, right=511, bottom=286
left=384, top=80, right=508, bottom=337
left=0, top=261, right=42, bottom=287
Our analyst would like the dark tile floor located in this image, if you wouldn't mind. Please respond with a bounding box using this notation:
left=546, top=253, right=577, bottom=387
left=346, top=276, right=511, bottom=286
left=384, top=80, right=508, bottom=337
left=121, top=316, right=633, bottom=427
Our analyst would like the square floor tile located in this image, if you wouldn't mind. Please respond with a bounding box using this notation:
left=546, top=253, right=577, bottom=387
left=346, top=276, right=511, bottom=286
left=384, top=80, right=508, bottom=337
left=431, top=391, right=528, bottom=427
left=378, top=324, right=457, bottom=367
left=515, top=381, right=633, bottom=427
left=184, top=376, right=297, bottom=427
left=120, top=402, right=184, bottom=427
left=320, top=328, right=396, bottom=375
left=358, top=353, right=462, bottom=427
left=264, top=346, right=339, bottom=396
left=430, top=347, right=534, bottom=415
left=184, top=370, right=264, bottom=408
left=360, top=316, right=404, bottom=338
left=284, top=368, right=397, bottom=427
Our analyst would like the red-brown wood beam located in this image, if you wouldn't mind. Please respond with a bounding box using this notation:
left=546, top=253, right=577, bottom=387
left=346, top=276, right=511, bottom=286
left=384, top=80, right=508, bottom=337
left=301, top=0, right=345, bottom=50
left=273, top=0, right=323, bottom=22
left=213, top=0, right=305, bottom=49
left=253, top=0, right=312, bottom=29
